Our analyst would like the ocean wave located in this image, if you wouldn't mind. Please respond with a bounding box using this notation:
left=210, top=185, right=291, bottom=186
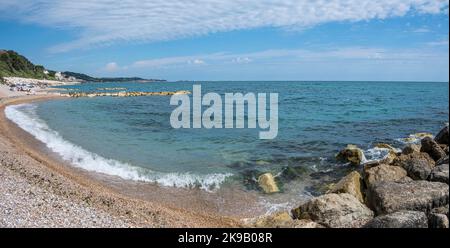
left=395, top=133, right=434, bottom=145
left=363, top=147, right=389, bottom=163
left=5, top=103, right=232, bottom=191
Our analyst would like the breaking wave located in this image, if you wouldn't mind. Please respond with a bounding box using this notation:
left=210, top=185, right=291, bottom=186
left=5, top=103, right=232, bottom=191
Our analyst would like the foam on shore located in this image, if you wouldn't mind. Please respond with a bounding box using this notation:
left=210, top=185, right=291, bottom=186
left=5, top=103, right=232, bottom=191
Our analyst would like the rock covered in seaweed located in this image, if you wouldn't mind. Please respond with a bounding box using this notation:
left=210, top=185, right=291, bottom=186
left=336, top=144, right=365, bottom=166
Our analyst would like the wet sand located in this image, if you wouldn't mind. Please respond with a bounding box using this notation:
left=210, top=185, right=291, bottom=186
left=0, top=94, right=242, bottom=227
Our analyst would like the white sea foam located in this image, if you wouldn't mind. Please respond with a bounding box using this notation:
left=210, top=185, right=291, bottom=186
left=396, top=133, right=434, bottom=145
left=364, top=147, right=389, bottom=163
left=5, top=103, right=232, bottom=191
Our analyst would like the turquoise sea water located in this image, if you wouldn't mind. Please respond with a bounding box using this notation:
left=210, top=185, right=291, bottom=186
left=5, top=81, right=449, bottom=197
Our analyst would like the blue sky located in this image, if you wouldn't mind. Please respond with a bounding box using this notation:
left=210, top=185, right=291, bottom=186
left=0, top=0, right=448, bottom=81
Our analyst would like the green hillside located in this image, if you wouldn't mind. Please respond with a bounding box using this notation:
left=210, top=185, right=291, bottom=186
left=0, top=50, right=56, bottom=80
left=1, top=50, right=165, bottom=83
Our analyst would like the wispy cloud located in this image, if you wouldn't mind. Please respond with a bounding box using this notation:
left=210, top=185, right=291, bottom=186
left=120, top=46, right=448, bottom=70
left=0, top=0, right=448, bottom=52
left=412, top=27, right=431, bottom=33
left=103, top=62, right=120, bottom=72
left=427, top=39, right=449, bottom=46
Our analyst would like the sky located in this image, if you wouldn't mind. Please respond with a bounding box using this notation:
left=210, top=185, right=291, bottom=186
left=0, top=0, right=449, bottom=81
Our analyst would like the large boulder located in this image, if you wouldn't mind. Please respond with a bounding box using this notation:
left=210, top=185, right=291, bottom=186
left=336, top=145, right=365, bottom=166
left=258, top=173, right=280, bottom=194
left=251, top=212, right=323, bottom=228
left=429, top=164, right=449, bottom=184
left=291, top=193, right=374, bottom=228
left=366, top=180, right=449, bottom=215
left=328, top=171, right=364, bottom=203
left=363, top=164, right=411, bottom=189
left=435, top=125, right=449, bottom=145
left=394, top=152, right=435, bottom=180
left=402, top=144, right=421, bottom=155
left=421, top=137, right=446, bottom=161
left=363, top=210, right=428, bottom=228
left=428, top=205, right=449, bottom=228
left=428, top=213, right=449, bottom=228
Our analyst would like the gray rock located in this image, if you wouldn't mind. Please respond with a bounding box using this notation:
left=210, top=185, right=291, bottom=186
left=429, top=164, right=449, bottom=184
left=291, top=193, right=374, bottom=228
left=436, top=156, right=449, bottom=166
left=421, top=137, right=446, bottom=161
left=435, top=125, right=449, bottom=145
left=363, top=164, right=411, bottom=189
left=428, top=213, right=449, bottom=228
left=431, top=205, right=449, bottom=217
left=366, top=180, right=449, bottom=215
left=364, top=210, right=428, bottom=228
left=394, top=152, right=435, bottom=180
left=251, top=212, right=324, bottom=228
left=402, top=144, right=421, bottom=155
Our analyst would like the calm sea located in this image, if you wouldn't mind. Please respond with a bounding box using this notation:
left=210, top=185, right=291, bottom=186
left=5, top=81, right=449, bottom=210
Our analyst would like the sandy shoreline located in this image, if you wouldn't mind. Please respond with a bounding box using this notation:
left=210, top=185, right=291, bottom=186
left=0, top=94, right=240, bottom=227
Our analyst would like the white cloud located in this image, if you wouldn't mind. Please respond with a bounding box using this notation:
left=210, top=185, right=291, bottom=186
left=412, top=27, right=431, bottom=33
left=232, top=57, right=252, bottom=64
left=0, top=0, right=447, bottom=52
left=427, top=39, right=449, bottom=46
left=188, top=59, right=206, bottom=65
left=123, top=46, right=447, bottom=70
left=104, top=62, right=120, bottom=72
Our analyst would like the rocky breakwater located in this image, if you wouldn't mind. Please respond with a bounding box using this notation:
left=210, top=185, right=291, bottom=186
left=249, top=125, right=449, bottom=228
left=61, top=90, right=191, bottom=98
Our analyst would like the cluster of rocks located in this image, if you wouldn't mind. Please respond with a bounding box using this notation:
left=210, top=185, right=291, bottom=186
left=61, top=90, right=191, bottom=98
left=252, top=125, right=449, bottom=228
left=96, top=87, right=127, bottom=91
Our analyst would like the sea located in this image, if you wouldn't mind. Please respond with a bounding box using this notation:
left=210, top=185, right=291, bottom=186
left=5, top=81, right=449, bottom=215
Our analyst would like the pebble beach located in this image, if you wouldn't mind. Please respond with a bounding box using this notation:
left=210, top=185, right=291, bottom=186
left=0, top=91, right=239, bottom=227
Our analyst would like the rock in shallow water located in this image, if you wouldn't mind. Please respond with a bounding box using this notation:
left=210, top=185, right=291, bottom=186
left=429, top=164, right=449, bottom=184
left=336, top=144, right=365, bottom=166
left=364, top=210, right=428, bottom=228
left=329, top=171, right=364, bottom=203
left=257, top=173, right=279, bottom=194
left=366, top=180, right=449, bottom=215
left=291, top=193, right=374, bottom=228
